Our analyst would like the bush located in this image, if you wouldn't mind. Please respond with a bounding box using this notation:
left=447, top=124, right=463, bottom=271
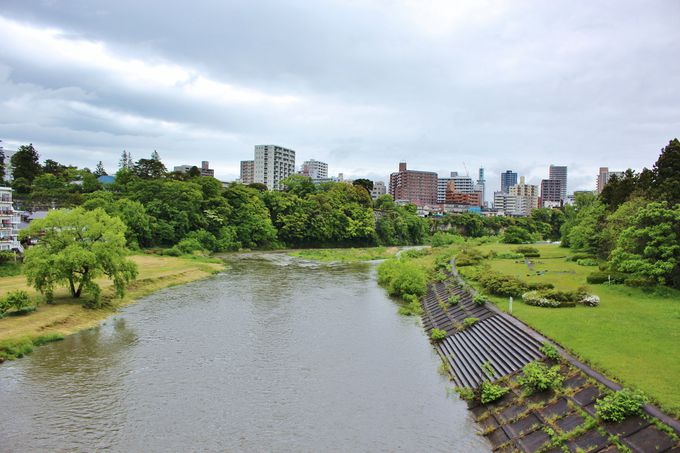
left=0, top=290, right=35, bottom=317
left=595, top=389, right=648, bottom=422
left=518, top=361, right=564, bottom=394
left=576, top=258, right=598, bottom=266
left=448, top=295, right=460, bottom=306
left=522, top=290, right=562, bottom=307
left=455, top=386, right=476, bottom=401
left=496, top=252, right=524, bottom=259
left=480, top=381, right=510, bottom=404
left=587, top=271, right=626, bottom=284
left=430, top=231, right=465, bottom=247
left=502, top=226, right=533, bottom=244
left=567, top=253, right=596, bottom=262
left=624, top=277, right=656, bottom=287
left=430, top=328, right=447, bottom=341
left=377, top=259, right=428, bottom=300
left=580, top=294, right=600, bottom=307
left=462, top=317, right=478, bottom=328
left=455, top=249, right=485, bottom=266
left=0, top=250, right=17, bottom=264
left=539, top=342, right=561, bottom=361
left=525, top=282, right=555, bottom=291
left=477, top=271, right=528, bottom=297
left=472, top=295, right=487, bottom=306
left=514, top=246, right=540, bottom=257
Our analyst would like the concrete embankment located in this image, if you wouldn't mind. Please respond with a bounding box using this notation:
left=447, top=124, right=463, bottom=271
left=420, top=260, right=680, bottom=452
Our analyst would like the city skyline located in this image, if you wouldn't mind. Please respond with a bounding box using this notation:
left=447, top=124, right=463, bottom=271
left=0, top=1, right=678, bottom=192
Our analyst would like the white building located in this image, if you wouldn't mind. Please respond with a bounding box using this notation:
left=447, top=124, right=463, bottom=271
left=370, top=181, right=386, bottom=199
left=437, top=172, right=476, bottom=203
left=0, top=187, right=22, bottom=253
left=301, top=159, right=328, bottom=179
left=254, top=145, right=296, bottom=191
left=493, top=191, right=516, bottom=215
left=508, top=176, right=539, bottom=216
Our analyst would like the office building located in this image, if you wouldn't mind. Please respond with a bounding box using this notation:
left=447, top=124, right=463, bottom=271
left=549, top=165, right=567, bottom=201
left=240, top=160, right=255, bottom=185
left=254, top=145, right=296, bottom=191
left=389, top=162, right=438, bottom=206
left=596, top=167, right=624, bottom=193
left=500, top=170, right=518, bottom=194
left=0, top=187, right=22, bottom=253
left=540, top=179, right=562, bottom=207
left=300, top=159, right=328, bottom=179
left=173, top=164, right=193, bottom=173
left=370, top=181, right=386, bottom=199
left=476, top=167, right=486, bottom=204
left=493, top=191, right=516, bottom=214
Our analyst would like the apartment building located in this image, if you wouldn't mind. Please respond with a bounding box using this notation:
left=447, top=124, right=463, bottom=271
left=596, top=167, right=624, bottom=193
left=540, top=179, right=562, bottom=207
left=254, top=145, right=296, bottom=191
left=508, top=176, right=539, bottom=216
left=370, top=181, right=386, bottom=199
left=0, top=187, right=22, bottom=254
left=389, top=162, right=437, bottom=206
left=300, top=159, right=328, bottom=179
left=437, top=172, right=476, bottom=204
left=240, top=160, right=255, bottom=185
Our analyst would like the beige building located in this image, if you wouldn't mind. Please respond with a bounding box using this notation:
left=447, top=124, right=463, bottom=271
left=0, top=187, right=22, bottom=253
left=240, top=160, right=255, bottom=185
left=254, top=145, right=296, bottom=191
left=508, top=176, right=539, bottom=216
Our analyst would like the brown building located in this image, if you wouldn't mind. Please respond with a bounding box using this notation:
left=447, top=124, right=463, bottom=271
left=540, top=179, right=562, bottom=206
left=388, top=162, right=438, bottom=206
left=240, top=160, right=254, bottom=185
left=445, top=181, right=482, bottom=206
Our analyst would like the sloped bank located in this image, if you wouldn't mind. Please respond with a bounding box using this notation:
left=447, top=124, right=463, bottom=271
left=419, top=259, right=680, bottom=452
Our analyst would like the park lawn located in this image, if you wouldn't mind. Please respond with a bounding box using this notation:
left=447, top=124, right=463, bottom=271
left=458, top=242, right=680, bottom=417
left=0, top=254, right=224, bottom=345
left=288, top=246, right=400, bottom=262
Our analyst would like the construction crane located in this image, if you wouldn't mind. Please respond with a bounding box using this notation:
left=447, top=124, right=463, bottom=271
left=462, top=162, right=469, bottom=177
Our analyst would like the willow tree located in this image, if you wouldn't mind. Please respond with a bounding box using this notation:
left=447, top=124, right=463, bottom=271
left=21, top=208, right=138, bottom=307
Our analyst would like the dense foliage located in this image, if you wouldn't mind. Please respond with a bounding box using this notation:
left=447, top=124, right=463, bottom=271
left=21, top=208, right=139, bottom=307
left=595, top=389, right=648, bottom=422
left=518, top=361, right=564, bottom=394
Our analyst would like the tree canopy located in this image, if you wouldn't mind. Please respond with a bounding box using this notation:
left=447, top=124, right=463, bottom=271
left=21, top=208, right=138, bottom=307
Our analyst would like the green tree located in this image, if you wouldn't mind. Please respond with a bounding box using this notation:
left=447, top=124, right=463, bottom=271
left=133, top=154, right=167, bottom=179
left=281, top=174, right=317, bottom=198
left=651, top=138, right=680, bottom=206
left=0, top=148, right=5, bottom=182
left=502, top=226, right=532, bottom=244
left=599, top=169, right=639, bottom=210
left=610, top=202, right=680, bottom=287
left=10, top=144, right=42, bottom=183
left=352, top=178, right=374, bottom=193
left=21, top=208, right=138, bottom=307
left=223, top=184, right=278, bottom=248
left=94, top=161, right=108, bottom=177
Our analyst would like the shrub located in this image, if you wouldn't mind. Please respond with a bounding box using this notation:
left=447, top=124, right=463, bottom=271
left=502, top=226, right=533, bottom=244
left=522, top=291, right=563, bottom=308
left=448, top=295, right=460, bottom=306
left=496, top=252, right=524, bottom=259
left=576, top=258, right=598, bottom=266
left=580, top=294, right=600, bottom=307
left=539, top=342, right=561, bottom=361
left=430, top=231, right=465, bottom=247
left=462, top=317, right=478, bottom=328
left=430, top=328, right=447, bottom=341
left=480, top=381, right=510, bottom=404
left=624, top=277, right=655, bottom=287
left=0, top=290, right=35, bottom=316
left=567, top=253, right=596, bottom=262
left=514, top=246, right=540, bottom=258
left=587, top=271, right=626, bottom=284
left=518, top=361, right=564, bottom=394
left=0, top=250, right=17, bottom=264
left=455, top=249, right=485, bottom=266
left=595, top=389, right=648, bottom=422
left=473, top=295, right=487, bottom=306
left=525, top=282, right=555, bottom=291
left=402, top=248, right=430, bottom=259
left=455, top=387, right=476, bottom=401
left=477, top=271, right=527, bottom=297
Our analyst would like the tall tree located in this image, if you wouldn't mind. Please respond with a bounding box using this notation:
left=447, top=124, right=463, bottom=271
left=10, top=144, right=42, bottom=183
left=651, top=138, right=680, bottom=206
left=21, top=208, right=139, bottom=307
left=133, top=156, right=167, bottom=179
left=352, top=178, right=374, bottom=193
left=94, top=161, right=108, bottom=177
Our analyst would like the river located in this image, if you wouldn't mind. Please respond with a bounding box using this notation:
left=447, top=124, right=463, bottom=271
left=0, top=253, right=488, bottom=452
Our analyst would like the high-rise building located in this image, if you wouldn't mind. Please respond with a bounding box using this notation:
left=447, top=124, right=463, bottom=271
left=300, top=159, right=328, bottom=179
left=240, top=160, right=255, bottom=185
left=0, top=186, right=22, bottom=253
left=596, top=167, right=624, bottom=193
left=500, top=170, right=518, bottom=194
left=200, top=161, right=214, bottom=177
left=493, top=191, right=516, bottom=214
left=445, top=181, right=482, bottom=206
left=549, top=165, right=567, bottom=201
left=540, top=179, right=562, bottom=207
left=0, top=141, right=15, bottom=182
left=476, top=167, right=486, bottom=204
left=389, top=162, right=438, bottom=206
left=253, top=145, right=296, bottom=191
left=370, top=181, right=386, bottom=199
left=437, top=172, right=477, bottom=204
left=509, top=176, right=539, bottom=216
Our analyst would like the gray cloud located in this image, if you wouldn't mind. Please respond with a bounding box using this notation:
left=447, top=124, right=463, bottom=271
left=0, top=0, right=678, bottom=193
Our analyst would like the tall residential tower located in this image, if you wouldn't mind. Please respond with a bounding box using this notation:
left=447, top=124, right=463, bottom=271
left=254, top=145, right=296, bottom=190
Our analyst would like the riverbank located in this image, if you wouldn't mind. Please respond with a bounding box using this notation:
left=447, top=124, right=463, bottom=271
left=389, top=242, right=680, bottom=417
left=0, top=254, right=224, bottom=360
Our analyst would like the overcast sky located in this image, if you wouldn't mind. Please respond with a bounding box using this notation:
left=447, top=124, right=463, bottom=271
left=1, top=0, right=678, bottom=193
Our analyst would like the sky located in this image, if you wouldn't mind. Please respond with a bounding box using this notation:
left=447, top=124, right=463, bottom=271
left=0, top=0, right=678, bottom=194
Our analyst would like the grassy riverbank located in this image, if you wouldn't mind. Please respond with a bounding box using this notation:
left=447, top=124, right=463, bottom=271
left=0, top=254, right=224, bottom=360
left=454, top=243, right=680, bottom=417
left=288, top=246, right=400, bottom=262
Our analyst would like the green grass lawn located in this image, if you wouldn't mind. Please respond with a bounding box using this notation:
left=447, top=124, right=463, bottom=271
left=457, top=243, right=680, bottom=417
